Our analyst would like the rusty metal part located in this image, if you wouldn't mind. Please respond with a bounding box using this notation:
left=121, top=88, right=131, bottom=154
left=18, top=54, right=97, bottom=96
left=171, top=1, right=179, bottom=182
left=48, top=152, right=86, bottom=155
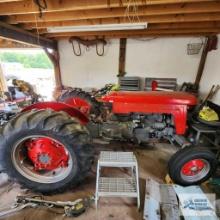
left=0, top=203, right=37, bottom=218
left=69, top=37, right=107, bottom=56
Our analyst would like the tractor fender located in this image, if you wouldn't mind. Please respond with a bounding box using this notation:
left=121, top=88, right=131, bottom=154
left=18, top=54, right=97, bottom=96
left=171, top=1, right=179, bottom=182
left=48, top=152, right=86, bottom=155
left=21, top=102, right=89, bottom=125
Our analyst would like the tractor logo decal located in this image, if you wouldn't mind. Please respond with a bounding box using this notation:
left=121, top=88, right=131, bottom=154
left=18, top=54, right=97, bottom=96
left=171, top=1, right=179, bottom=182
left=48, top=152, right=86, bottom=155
left=183, top=198, right=213, bottom=211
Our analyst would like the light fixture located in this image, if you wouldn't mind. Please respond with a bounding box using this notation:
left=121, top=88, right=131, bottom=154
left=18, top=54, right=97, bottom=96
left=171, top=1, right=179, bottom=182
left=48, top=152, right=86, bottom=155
left=47, top=23, right=148, bottom=33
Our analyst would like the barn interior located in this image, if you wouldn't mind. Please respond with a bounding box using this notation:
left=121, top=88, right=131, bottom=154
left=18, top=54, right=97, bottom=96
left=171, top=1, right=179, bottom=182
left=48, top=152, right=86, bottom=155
left=0, top=1, right=220, bottom=219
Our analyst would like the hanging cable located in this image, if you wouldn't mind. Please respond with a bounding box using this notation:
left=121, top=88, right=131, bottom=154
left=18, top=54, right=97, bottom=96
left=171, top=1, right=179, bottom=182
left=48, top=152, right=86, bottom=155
left=69, top=37, right=107, bottom=57
left=96, top=43, right=105, bottom=56
left=70, top=41, right=82, bottom=56
left=125, top=0, right=141, bottom=23
left=31, top=0, right=40, bottom=46
left=34, top=0, right=47, bottom=18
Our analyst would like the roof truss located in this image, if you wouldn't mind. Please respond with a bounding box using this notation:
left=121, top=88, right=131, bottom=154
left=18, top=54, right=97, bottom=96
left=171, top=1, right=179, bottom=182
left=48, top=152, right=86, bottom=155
left=0, top=0, right=219, bottom=40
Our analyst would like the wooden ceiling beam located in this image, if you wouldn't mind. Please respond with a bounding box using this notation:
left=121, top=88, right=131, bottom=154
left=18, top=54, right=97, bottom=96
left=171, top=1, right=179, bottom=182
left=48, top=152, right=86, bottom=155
left=0, top=38, right=36, bottom=48
left=24, top=20, right=220, bottom=31
left=36, top=22, right=220, bottom=35
left=19, top=13, right=220, bottom=30
left=0, top=0, right=214, bottom=15
left=0, top=0, right=23, bottom=2
left=52, top=33, right=216, bottom=40
left=44, top=28, right=220, bottom=38
left=0, top=21, right=57, bottom=49
left=149, top=21, right=220, bottom=29
left=6, top=2, right=220, bottom=24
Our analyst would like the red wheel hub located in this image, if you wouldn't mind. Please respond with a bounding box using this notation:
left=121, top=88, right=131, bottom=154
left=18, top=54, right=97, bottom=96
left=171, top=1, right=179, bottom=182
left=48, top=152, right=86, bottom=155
left=181, top=159, right=205, bottom=176
left=26, top=138, right=69, bottom=171
left=65, top=97, right=91, bottom=115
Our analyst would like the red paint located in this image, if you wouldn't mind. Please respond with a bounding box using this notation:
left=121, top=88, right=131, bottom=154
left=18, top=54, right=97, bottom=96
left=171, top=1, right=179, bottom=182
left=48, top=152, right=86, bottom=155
left=102, top=91, right=197, bottom=105
left=181, top=159, right=205, bottom=176
left=26, top=137, right=69, bottom=171
left=151, top=80, right=158, bottom=91
left=64, top=97, right=91, bottom=115
left=22, top=102, right=89, bottom=125
left=102, top=91, right=197, bottom=134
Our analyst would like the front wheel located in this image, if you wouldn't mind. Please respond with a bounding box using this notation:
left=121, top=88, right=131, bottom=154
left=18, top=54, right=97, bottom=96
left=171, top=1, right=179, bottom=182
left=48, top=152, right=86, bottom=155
left=0, top=109, right=94, bottom=194
left=168, top=146, right=218, bottom=186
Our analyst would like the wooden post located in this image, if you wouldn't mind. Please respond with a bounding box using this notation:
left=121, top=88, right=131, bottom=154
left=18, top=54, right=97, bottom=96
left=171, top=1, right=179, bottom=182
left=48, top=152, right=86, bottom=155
left=0, top=63, right=8, bottom=94
left=118, top=38, right=127, bottom=77
left=44, top=48, right=63, bottom=99
left=194, top=35, right=218, bottom=88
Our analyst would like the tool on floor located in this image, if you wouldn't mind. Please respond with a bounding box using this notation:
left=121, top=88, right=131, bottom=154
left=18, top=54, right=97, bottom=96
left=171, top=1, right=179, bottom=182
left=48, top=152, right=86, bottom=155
left=0, top=202, right=37, bottom=218
left=0, top=195, right=94, bottom=218
left=95, top=151, right=140, bottom=209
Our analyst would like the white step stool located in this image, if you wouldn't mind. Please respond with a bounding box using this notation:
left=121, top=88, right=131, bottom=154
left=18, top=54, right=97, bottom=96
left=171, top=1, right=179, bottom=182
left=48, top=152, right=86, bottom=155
left=95, top=151, right=140, bottom=208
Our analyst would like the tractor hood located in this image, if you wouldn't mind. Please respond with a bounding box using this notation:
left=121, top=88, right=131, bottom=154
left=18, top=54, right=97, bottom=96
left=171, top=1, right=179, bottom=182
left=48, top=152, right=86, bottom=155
left=101, top=91, right=197, bottom=106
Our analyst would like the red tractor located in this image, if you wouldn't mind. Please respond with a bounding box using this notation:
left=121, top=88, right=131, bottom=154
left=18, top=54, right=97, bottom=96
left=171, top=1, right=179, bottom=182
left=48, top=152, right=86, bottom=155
left=0, top=89, right=218, bottom=193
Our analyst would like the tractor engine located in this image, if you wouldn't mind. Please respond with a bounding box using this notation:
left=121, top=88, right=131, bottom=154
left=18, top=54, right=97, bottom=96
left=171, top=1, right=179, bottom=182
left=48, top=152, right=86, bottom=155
left=133, top=114, right=174, bottom=143
left=89, top=113, right=174, bottom=143
left=58, top=89, right=197, bottom=145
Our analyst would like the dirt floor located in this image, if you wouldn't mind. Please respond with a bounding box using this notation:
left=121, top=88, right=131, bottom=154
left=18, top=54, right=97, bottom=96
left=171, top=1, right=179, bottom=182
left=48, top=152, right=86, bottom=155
left=0, top=140, right=212, bottom=220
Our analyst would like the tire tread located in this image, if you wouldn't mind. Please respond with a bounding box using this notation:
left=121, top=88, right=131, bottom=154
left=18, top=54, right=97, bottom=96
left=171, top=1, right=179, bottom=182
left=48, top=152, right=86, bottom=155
left=0, top=109, right=94, bottom=194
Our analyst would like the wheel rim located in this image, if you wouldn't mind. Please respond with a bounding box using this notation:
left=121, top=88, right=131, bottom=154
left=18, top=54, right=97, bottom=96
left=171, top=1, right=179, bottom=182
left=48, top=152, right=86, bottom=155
left=12, top=135, right=73, bottom=184
left=181, top=159, right=210, bottom=183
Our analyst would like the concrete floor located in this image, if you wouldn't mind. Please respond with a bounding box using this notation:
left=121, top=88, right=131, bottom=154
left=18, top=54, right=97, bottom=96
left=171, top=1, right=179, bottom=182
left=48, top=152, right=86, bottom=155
left=0, top=141, right=182, bottom=220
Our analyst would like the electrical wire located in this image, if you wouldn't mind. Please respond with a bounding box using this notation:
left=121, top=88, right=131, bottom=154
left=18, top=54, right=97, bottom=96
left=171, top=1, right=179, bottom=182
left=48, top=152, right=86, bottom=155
left=31, top=0, right=41, bottom=46
left=125, top=0, right=142, bottom=23
left=31, top=0, right=48, bottom=47
left=34, top=0, right=47, bottom=18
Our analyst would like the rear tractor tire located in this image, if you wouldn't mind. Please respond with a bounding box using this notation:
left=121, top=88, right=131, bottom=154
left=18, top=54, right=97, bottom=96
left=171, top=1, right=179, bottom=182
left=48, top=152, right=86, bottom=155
left=0, top=109, right=94, bottom=194
left=58, top=89, right=100, bottom=117
left=168, top=146, right=218, bottom=186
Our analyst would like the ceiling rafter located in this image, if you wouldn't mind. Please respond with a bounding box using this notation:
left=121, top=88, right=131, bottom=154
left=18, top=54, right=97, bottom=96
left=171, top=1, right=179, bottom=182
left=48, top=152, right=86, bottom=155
left=52, top=33, right=217, bottom=40
left=0, top=38, right=36, bottom=48
left=36, top=22, right=220, bottom=35
left=45, top=28, right=220, bottom=38
left=0, top=20, right=56, bottom=49
left=0, top=0, right=23, bottom=2
left=0, top=0, right=219, bottom=40
left=23, top=20, right=220, bottom=30
left=0, top=0, right=215, bottom=15
left=6, top=2, right=220, bottom=24
left=15, top=13, right=220, bottom=29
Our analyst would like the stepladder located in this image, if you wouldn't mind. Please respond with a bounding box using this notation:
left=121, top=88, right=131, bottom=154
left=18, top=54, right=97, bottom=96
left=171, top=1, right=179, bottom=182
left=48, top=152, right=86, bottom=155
left=95, top=151, right=140, bottom=209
